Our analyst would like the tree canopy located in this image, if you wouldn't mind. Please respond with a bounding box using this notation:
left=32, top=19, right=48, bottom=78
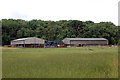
left=2, top=19, right=120, bottom=45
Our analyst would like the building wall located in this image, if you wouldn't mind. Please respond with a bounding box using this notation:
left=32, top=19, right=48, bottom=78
left=25, top=37, right=44, bottom=44
left=34, top=38, right=45, bottom=44
left=62, top=38, right=109, bottom=45
left=62, top=39, right=69, bottom=44
left=70, top=40, right=108, bottom=45
left=11, top=40, right=24, bottom=45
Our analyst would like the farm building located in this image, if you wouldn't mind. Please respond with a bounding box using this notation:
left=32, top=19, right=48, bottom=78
left=62, top=38, right=108, bottom=47
left=46, top=41, right=65, bottom=48
left=11, top=37, right=45, bottom=48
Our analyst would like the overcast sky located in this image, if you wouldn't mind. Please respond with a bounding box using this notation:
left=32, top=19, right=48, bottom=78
left=0, top=0, right=119, bottom=25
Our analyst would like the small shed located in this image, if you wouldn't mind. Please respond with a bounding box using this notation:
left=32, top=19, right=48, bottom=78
left=11, top=37, right=45, bottom=48
left=62, top=38, right=108, bottom=47
left=46, top=41, right=65, bottom=48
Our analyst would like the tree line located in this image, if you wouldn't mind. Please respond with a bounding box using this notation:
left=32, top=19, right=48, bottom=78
left=2, top=19, right=120, bottom=45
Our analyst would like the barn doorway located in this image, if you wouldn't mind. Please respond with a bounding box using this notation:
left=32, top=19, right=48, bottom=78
left=79, top=44, right=84, bottom=47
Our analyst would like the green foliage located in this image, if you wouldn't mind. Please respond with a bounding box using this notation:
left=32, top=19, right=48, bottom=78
left=2, top=19, right=119, bottom=45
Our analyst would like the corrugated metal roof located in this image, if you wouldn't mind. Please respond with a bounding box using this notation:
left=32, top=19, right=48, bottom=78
left=12, top=38, right=29, bottom=41
left=12, top=37, right=44, bottom=41
left=64, top=38, right=107, bottom=41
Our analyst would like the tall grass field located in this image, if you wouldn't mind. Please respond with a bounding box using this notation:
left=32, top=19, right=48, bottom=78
left=2, top=47, right=118, bottom=78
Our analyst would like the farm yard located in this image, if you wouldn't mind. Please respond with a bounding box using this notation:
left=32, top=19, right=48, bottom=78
left=2, top=47, right=118, bottom=78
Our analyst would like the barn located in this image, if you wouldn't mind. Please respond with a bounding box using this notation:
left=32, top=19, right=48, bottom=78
left=62, top=38, right=108, bottom=47
left=11, top=37, right=45, bottom=48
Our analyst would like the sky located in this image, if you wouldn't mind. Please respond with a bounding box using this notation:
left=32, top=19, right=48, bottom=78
left=0, top=0, right=119, bottom=25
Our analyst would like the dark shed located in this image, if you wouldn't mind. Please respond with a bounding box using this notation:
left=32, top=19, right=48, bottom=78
left=46, top=41, right=65, bottom=48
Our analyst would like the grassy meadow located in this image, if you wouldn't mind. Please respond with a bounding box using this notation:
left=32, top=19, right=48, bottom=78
left=2, top=47, right=118, bottom=78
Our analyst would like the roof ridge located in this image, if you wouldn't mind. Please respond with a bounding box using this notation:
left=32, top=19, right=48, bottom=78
left=64, top=38, right=107, bottom=40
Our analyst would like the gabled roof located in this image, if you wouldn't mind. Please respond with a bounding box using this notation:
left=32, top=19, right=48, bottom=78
left=63, top=38, right=108, bottom=41
left=12, top=38, right=29, bottom=41
left=12, top=37, right=44, bottom=41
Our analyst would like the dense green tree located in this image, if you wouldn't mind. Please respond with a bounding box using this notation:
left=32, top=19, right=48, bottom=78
left=1, top=19, right=119, bottom=45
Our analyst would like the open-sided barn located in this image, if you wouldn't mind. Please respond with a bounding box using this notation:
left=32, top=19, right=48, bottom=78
left=11, top=37, right=45, bottom=48
left=62, top=38, right=108, bottom=47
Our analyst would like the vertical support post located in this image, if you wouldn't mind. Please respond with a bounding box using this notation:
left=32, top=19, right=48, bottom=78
left=24, top=40, right=25, bottom=48
left=70, top=40, right=71, bottom=47
left=89, top=40, right=90, bottom=47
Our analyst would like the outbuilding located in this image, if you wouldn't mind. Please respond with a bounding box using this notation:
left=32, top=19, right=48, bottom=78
left=46, top=41, right=65, bottom=48
left=62, top=38, right=108, bottom=47
left=11, top=37, right=45, bottom=48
